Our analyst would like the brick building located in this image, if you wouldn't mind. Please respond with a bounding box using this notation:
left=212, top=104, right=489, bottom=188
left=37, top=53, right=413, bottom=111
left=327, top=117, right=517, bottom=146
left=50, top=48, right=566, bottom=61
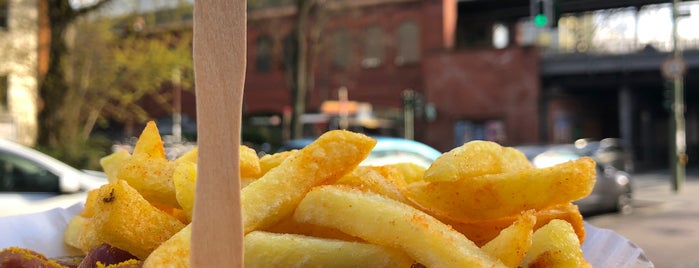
left=244, top=0, right=541, bottom=152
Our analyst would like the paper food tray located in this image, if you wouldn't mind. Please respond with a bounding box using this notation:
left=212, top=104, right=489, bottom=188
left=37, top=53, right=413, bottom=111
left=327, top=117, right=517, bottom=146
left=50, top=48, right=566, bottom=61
left=0, top=204, right=654, bottom=267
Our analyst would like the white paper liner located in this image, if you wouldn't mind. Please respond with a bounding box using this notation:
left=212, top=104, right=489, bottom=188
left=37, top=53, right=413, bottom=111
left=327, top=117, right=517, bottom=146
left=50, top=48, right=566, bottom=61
left=0, top=205, right=654, bottom=267
left=582, top=222, right=654, bottom=268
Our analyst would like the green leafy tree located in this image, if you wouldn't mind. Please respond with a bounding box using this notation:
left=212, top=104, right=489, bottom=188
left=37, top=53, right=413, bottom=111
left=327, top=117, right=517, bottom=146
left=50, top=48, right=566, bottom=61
left=40, top=0, right=194, bottom=168
left=36, top=0, right=114, bottom=167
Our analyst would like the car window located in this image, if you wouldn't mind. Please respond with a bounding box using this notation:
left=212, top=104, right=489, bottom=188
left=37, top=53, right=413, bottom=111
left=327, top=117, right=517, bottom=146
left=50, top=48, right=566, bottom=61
left=0, top=151, right=60, bottom=193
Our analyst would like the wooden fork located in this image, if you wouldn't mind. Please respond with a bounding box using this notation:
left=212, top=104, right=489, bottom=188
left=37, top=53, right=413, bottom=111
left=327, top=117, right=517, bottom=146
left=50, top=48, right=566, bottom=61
left=191, top=1, right=246, bottom=267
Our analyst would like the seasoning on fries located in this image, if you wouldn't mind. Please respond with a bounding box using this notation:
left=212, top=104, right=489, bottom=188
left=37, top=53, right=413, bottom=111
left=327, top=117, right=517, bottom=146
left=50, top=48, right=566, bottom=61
left=1, top=121, right=596, bottom=267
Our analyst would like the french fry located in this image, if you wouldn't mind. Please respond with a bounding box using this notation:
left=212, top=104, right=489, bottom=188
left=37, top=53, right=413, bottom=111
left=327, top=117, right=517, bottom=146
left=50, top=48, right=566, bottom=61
left=92, top=180, right=185, bottom=259
left=100, top=150, right=131, bottom=184
left=172, top=161, right=196, bottom=221
left=61, top=121, right=598, bottom=266
left=239, top=145, right=262, bottom=178
left=80, top=189, right=100, bottom=218
left=63, top=215, right=89, bottom=251
left=242, top=130, right=376, bottom=233
left=132, top=121, right=166, bottom=159
left=335, top=166, right=408, bottom=203
left=143, top=224, right=191, bottom=268
left=294, top=185, right=506, bottom=268
left=481, top=211, right=536, bottom=268
left=258, top=150, right=296, bottom=175
left=116, top=154, right=179, bottom=208
left=266, top=213, right=360, bottom=242
left=424, top=140, right=532, bottom=182
left=385, top=162, right=426, bottom=184
left=244, top=231, right=415, bottom=268
left=405, top=157, right=596, bottom=221
left=441, top=202, right=586, bottom=246
left=175, top=147, right=198, bottom=164
left=520, top=219, right=591, bottom=268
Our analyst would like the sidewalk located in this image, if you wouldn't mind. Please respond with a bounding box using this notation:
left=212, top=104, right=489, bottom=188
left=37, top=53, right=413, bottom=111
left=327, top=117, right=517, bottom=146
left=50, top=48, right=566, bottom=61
left=586, top=168, right=699, bottom=268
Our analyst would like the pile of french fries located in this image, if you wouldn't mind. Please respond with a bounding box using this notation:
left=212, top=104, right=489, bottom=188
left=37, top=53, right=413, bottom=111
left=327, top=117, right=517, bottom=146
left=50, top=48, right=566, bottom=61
left=63, top=121, right=596, bottom=267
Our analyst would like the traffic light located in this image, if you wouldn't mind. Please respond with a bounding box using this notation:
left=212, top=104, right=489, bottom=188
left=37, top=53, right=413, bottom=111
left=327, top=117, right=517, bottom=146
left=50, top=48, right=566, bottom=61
left=531, top=0, right=556, bottom=28
left=534, top=0, right=547, bottom=27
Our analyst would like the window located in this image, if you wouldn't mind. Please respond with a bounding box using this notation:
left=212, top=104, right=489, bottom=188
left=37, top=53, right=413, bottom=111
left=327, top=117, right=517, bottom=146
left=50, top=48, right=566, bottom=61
left=396, top=21, right=420, bottom=65
left=362, top=25, right=383, bottom=68
left=0, top=0, right=7, bottom=29
left=0, top=151, right=60, bottom=192
left=453, top=119, right=506, bottom=147
left=332, top=29, right=350, bottom=68
left=255, top=35, right=273, bottom=73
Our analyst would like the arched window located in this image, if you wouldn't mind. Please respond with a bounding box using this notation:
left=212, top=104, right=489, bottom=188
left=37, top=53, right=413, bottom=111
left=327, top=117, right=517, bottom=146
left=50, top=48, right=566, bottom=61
left=396, top=21, right=420, bottom=65
left=255, top=35, right=273, bottom=73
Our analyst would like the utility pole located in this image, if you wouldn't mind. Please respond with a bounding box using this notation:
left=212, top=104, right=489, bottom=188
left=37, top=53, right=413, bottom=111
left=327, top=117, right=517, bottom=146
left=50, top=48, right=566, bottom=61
left=668, top=0, right=687, bottom=192
left=402, top=89, right=415, bottom=140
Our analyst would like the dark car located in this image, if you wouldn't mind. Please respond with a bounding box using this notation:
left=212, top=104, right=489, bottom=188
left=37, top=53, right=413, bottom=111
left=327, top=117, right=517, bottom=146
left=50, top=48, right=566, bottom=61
left=527, top=144, right=633, bottom=215
left=278, top=136, right=442, bottom=168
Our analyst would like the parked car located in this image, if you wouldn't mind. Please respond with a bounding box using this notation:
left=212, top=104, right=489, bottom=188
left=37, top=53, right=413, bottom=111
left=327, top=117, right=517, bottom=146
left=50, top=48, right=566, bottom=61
left=526, top=144, right=633, bottom=215
left=277, top=136, right=442, bottom=168
left=574, top=138, right=634, bottom=173
left=0, top=139, right=108, bottom=216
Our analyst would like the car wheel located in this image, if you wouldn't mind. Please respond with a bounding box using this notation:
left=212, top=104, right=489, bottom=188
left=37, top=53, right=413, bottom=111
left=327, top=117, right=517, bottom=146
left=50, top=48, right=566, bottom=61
left=616, top=193, right=633, bottom=215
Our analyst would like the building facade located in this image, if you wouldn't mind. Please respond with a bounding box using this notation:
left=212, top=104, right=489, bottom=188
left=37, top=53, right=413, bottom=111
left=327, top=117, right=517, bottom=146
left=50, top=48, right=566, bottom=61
left=244, top=0, right=541, bottom=152
left=0, top=0, right=47, bottom=146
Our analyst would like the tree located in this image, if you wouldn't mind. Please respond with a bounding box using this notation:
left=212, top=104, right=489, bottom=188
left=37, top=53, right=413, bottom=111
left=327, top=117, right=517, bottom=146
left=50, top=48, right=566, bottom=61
left=36, top=0, right=114, bottom=160
left=39, top=0, right=194, bottom=168
left=284, top=0, right=328, bottom=139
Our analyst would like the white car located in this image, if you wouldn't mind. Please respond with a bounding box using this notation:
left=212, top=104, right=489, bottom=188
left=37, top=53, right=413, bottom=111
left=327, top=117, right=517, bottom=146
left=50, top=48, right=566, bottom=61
left=278, top=136, right=442, bottom=168
left=0, top=139, right=107, bottom=216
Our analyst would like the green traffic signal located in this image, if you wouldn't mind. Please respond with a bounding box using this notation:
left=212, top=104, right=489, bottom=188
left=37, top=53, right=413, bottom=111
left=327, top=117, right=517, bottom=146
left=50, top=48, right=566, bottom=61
left=534, top=14, right=548, bottom=27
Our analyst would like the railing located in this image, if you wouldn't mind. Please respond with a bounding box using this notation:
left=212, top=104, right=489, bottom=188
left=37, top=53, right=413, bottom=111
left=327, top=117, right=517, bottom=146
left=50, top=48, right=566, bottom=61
left=542, top=38, right=699, bottom=56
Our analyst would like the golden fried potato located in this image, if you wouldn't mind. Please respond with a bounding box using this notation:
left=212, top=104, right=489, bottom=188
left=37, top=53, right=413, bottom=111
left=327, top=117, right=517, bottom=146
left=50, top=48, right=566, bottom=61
left=244, top=231, right=415, bottom=268
left=385, top=162, right=426, bottom=184
left=520, top=219, right=591, bottom=268
left=80, top=189, right=100, bottom=218
left=242, top=130, right=376, bottom=233
left=63, top=215, right=90, bottom=251
left=265, top=214, right=360, bottom=242
left=442, top=202, right=586, bottom=247
left=116, top=154, right=179, bottom=208
left=143, top=224, right=191, bottom=268
left=92, top=180, right=185, bottom=259
left=132, top=121, right=166, bottom=159
left=294, top=185, right=506, bottom=268
left=100, top=151, right=131, bottom=184
left=175, top=147, right=197, bottom=164
left=335, top=166, right=408, bottom=203
left=258, top=150, right=296, bottom=175
left=482, top=211, right=536, bottom=268
left=172, top=161, right=196, bottom=221
left=405, top=157, right=596, bottom=221
left=424, top=140, right=532, bottom=182
left=239, top=145, right=262, bottom=178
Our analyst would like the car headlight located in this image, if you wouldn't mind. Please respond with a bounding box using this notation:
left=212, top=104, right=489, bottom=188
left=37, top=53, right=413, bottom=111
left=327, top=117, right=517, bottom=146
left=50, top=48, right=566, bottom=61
left=615, top=173, right=630, bottom=186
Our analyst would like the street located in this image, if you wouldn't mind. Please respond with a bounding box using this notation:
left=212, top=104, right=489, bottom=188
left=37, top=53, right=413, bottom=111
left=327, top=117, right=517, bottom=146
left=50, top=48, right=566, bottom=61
left=586, top=168, right=699, bottom=268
